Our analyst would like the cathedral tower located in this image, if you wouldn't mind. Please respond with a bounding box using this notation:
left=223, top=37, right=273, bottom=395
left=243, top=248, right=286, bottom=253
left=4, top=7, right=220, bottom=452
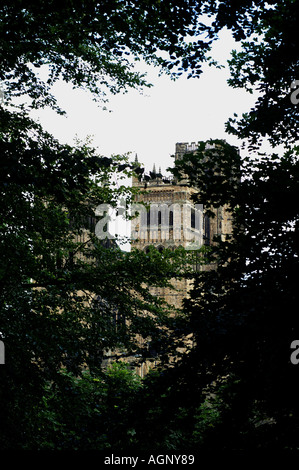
left=131, top=141, right=234, bottom=310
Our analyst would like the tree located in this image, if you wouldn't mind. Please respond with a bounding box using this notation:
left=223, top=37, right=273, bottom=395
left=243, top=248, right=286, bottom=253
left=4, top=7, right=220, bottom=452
left=0, top=0, right=214, bottom=113
left=30, top=363, right=143, bottom=450
left=1, top=0, right=298, bottom=452
left=121, top=139, right=299, bottom=453
left=175, top=142, right=299, bottom=451
left=0, top=0, right=211, bottom=449
left=3, top=0, right=295, bottom=117
left=125, top=0, right=299, bottom=451
left=99, top=0, right=298, bottom=451
left=0, top=105, right=192, bottom=449
left=226, top=0, right=299, bottom=148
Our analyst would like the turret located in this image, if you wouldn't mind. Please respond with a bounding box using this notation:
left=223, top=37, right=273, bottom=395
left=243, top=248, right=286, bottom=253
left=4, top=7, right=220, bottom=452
left=132, top=153, right=144, bottom=186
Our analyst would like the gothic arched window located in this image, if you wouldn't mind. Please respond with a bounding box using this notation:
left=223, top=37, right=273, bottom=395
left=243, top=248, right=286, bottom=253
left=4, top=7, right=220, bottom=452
left=204, top=214, right=210, bottom=245
left=191, top=208, right=196, bottom=229
left=158, top=211, right=162, bottom=226
left=169, top=210, right=173, bottom=227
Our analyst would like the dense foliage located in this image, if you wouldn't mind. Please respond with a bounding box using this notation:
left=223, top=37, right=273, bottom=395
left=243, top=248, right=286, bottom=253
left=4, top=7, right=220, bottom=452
left=0, top=105, right=192, bottom=448
left=163, top=141, right=299, bottom=452
left=122, top=0, right=299, bottom=452
left=226, top=0, right=298, bottom=148
left=0, top=0, right=298, bottom=453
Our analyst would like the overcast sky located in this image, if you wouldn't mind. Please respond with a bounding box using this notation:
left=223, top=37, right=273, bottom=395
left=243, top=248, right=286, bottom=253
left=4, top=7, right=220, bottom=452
left=30, top=30, right=258, bottom=177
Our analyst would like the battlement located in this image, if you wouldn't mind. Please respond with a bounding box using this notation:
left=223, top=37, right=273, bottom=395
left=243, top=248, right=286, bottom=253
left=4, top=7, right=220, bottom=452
left=175, top=142, right=198, bottom=161
left=132, top=153, right=177, bottom=189
left=132, top=140, right=234, bottom=189
left=132, top=171, right=176, bottom=188
left=132, top=142, right=198, bottom=189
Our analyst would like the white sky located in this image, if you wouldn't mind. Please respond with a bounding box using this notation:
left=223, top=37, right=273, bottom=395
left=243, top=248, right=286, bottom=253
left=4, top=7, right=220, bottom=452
left=30, top=30, right=258, bottom=176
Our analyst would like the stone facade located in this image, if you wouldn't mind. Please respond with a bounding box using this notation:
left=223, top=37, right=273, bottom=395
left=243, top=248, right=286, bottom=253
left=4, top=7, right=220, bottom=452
left=100, top=141, right=235, bottom=377
left=131, top=141, right=234, bottom=310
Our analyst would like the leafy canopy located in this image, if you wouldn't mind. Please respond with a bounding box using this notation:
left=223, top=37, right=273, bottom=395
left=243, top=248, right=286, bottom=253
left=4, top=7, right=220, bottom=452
left=1, top=0, right=298, bottom=452
left=1, top=0, right=290, bottom=117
